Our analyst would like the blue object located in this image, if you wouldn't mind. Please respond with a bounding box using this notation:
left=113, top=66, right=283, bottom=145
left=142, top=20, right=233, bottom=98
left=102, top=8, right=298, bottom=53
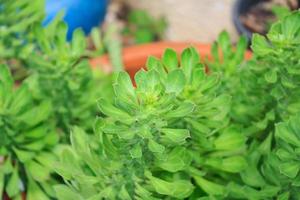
left=44, top=0, right=108, bottom=40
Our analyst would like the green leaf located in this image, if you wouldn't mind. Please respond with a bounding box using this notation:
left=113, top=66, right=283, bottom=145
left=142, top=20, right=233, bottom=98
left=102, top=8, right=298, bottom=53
left=98, top=99, right=132, bottom=123
left=23, top=140, right=46, bottom=151
left=158, top=147, right=192, bottom=172
left=35, top=152, right=57, bottom=169
left=72, top=28, right=86, bottom=56
left=54, top=149, right=80, bottom=180
left=90, top=27, right=103, bottom=52
left=162, top=48, right=178, bottom=71
left=55, top=22, right=68, bottom=51
left=161, top=128, right=190, bottom=144
left=118, top=185, right=131, bottom=200
left=114, top=71, right=137, bottom=106
left=198, top=74, right=220, bottom=92
left=13, top=147, right=35, bottom=162
left=146, top=56, right=167, bottom=79
left=164, top=101, right=195, bottom=118
left=130, top=144, right=142, bottom=158
left=135, top=182, right=158, bottom=200
left=145, top=69, right=161, bottom=93
left=211, top=42, right=220, bottom=63
left=276, top=148, right=295, bottom=161
left=214, top=126, right=246, bottom=151
left=279, top=162, right=300, bottom=178
left=104, top=24, right=124, bottom=71
left=272, top=6, right=291, bottom=20
left=275, top=121, right=300, bottom=147
left=277, top=192, right=290, bottom=200
left=234, top=35, right=248, bottom=63
left=268, top=12, right=300, bottom=44
left=0, top=82, right=6, bottom=106
left=241, top=151, right=266, bottom=187
left=165, top=69, right=186, bottom=95
left=26, top=160, right=50, bottom=181
left=54, top=185, right=84, bottom=200
left=194, top=175, right=226, bottom=196
left=134, top=29, right=154, bottom=43
left=228, top=183, right=280, bottom=199
left=181, top=47, right=199, bottom=82
left=0, top=64, right=13, bottom=92
left=146, top=173, right=194, bottom=199
left=221, top=156, right=248, bottom=173
left=17, top=100, right=52, bottom=127
left=191, top=64, right=206, bottom=88
left=99, top=131, right=119, bottom=159
left=259, top=133, right=273, bottom=155
left=264, top=69, right=277, bottom=83
left=9, top=84, right=31, bottom=115
left=205, top=156, right=247, bottom=173
left=251, top=34, right=272, bottom=55
left=26, top=178, right=50, bottom=200
left=70, top=126, right=90, bottom=156
left=217, top=31, right=231, bottom=59
left=148, top=139, right=165, bottom=154
left=281, top=75, right=297, bottom=89
left=241, top=165, right=266, bottom=188
left=23, top=125, right=49, bottom=139
left=6, top=168, right=20, bottom=198
left=135, top=69, right=148, bottom=93
left=187, top=119, right=211, bottom=135
left=44, top=130, right=59, bottom=146
left=2, top=158, right=13, bottom=174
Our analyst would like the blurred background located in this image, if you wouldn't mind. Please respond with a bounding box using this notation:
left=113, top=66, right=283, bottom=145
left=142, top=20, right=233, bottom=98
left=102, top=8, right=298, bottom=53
left=118, top=0, right=239, bottom=43
left=44, top=0, right=299, bottom=45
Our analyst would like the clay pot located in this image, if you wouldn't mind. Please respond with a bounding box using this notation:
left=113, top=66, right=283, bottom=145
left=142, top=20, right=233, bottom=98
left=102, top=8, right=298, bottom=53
left=89, top=41, right=252, bottom=77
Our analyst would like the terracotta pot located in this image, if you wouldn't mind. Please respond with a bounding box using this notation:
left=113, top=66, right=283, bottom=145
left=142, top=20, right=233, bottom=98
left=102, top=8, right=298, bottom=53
left=89, top=41, right=252, bottom=77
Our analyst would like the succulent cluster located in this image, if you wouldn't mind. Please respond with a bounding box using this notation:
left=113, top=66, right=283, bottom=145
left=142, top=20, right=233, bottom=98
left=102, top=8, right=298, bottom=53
left=0, top=0, right=44, bottom=61
left=25, top=21, right=100, bottom=134
left=54, top=46, right=228, bottom=199
left=0, top=65, right=58, bottom=200
left=1, top=0, right=300, bottom=199
left=0, top=1, right=111, bottom=199
left=56, top=12, right=300, bottom=200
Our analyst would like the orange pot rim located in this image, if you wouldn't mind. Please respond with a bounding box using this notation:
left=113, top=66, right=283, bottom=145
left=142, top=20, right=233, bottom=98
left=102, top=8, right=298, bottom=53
left=89, top=41, right=252, bottom=76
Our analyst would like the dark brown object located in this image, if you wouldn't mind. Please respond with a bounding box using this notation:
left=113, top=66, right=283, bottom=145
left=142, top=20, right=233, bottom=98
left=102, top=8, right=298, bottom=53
left=240, top=0, right=299, bottom=35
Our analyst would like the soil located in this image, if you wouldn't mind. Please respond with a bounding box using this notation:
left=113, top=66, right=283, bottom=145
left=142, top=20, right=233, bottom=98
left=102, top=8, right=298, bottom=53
left=240, top=0, right=299, bottom=35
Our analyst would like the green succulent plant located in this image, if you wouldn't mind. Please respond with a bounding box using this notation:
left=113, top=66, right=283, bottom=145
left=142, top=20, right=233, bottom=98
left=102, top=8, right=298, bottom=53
left=259, top=114, right=300, bottom=199
left=55, top=46, right=248, bottom=199
left=0, top=0, right=44, bottom=61
left=0, top=1, right=114, bottom=199
left=0, top=64, right=58, bottom=200
left=123, top=9, right=167, bottom=44
left=275, top=115, right=300, bottom=182
left=24, top=21, right=102, bottom=135
left=251, top=12, right=300, bottom=119
left=55, top=11, right=300, bottom=200
left=204, top=12, right=300, bottom=200
left=1, top=0, right=300, bottom=199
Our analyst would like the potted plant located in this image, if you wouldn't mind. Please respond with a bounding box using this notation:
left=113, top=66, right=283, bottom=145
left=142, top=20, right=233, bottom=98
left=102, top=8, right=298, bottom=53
left=2, top=0, right=300, bottom=199
left=233, top=0, right=299, bottom=40
left=55, top=11, right=300, bottom=199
